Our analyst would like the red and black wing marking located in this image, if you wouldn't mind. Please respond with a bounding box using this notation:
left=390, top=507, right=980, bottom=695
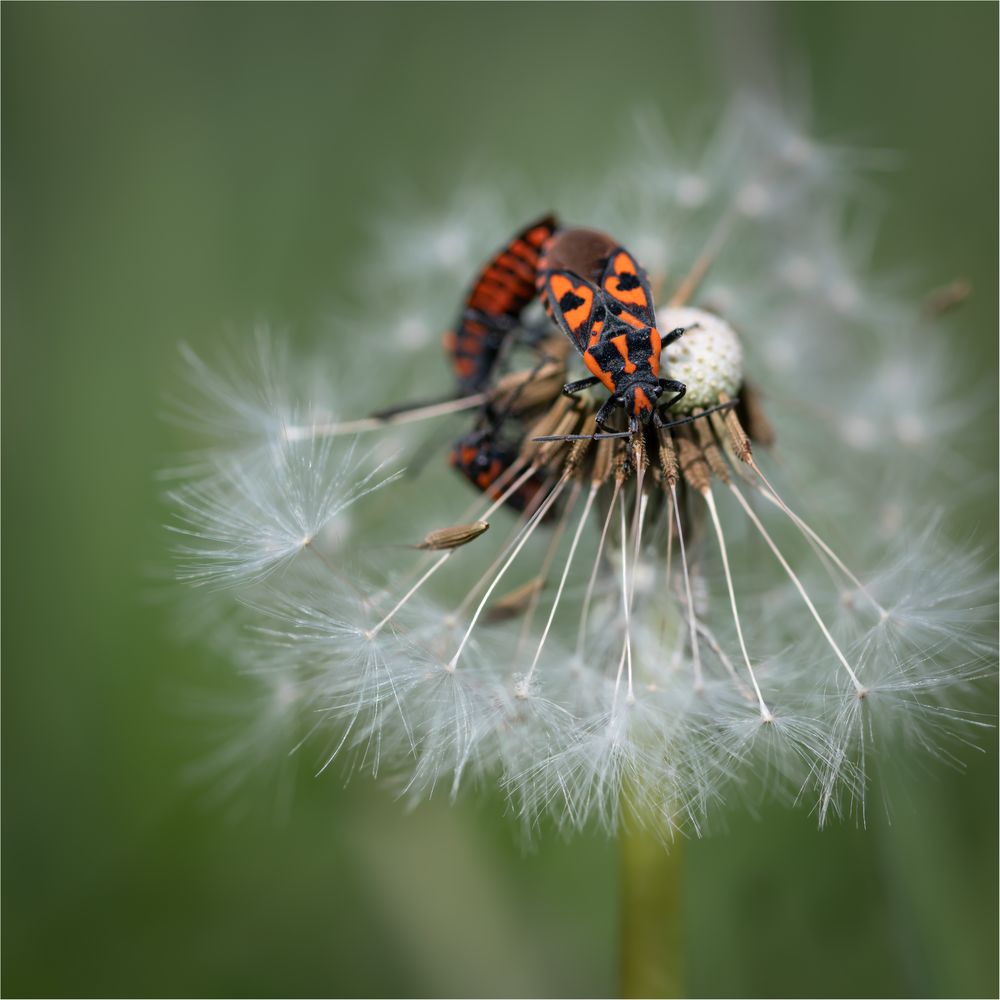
left=539, top=270, right=605, bottom=356
left=446, top=214, right=558, bottom=393
left=465, top=214, right=557, bottom=317
left=600, top=247, right=657, bottom=329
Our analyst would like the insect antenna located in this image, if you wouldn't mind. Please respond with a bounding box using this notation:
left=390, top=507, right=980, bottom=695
left=532, top=429, right=633, bottom=443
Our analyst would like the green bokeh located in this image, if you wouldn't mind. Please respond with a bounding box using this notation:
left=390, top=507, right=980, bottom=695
left=3, top=4, right=996, bottom=997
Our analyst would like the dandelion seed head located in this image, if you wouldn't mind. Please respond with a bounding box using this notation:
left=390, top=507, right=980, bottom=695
left=660, top=308, right=743, bottom=410
left=164, top=97, right=996, bottom=840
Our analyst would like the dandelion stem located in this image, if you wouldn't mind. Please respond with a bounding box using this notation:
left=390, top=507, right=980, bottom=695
left=619, top=797, right=684, bottom=999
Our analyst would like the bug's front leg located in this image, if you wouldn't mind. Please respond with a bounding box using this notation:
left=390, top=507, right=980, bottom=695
left=657, top=378, right=687, bottom=411
left=593, top=395, right=621, bottom=430
left=562, top=376, right=601, bottom=397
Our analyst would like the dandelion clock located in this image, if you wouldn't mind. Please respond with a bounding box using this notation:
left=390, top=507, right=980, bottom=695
left=164, top=100, right=996, bottom=998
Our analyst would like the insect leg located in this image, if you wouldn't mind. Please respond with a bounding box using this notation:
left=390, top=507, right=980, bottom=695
left=561, top=376, right=602, bottom=397
left=594, top=395, right=621, bottom=430
left=653, top=398, right=740, bottom=431
left=657, top=378, right=687, bottom=411
left=661, top=323, right=700, bottom=348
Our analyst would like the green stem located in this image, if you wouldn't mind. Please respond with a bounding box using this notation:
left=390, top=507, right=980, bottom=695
left=618, top=804, right=684, bottom=999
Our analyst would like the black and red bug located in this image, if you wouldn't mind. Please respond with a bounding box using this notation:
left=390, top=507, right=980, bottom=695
left=441, top=220, right=736, bottom=497
left=448, top=353, right=559, bottom=515
left=443, top=214, right=558, bottom=395
left=449, top=427, right=548, bottom=513
left=535, top=230, right=736, bottom=441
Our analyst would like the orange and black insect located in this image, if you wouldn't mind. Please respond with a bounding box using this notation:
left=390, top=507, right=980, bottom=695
left=449, top=352, right=559, bottom=514
left=449, top=427, right=548, bottom=513
left=443, top=214, right=558, bottom=395
left=535, top=230, right=735, bottom=441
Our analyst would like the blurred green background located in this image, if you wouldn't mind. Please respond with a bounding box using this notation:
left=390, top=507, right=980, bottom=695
left=3, top=4, right=997, bottom=997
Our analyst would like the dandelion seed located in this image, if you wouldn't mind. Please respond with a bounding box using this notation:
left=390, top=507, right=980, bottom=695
left=168, top=435, right=401, bottom=588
